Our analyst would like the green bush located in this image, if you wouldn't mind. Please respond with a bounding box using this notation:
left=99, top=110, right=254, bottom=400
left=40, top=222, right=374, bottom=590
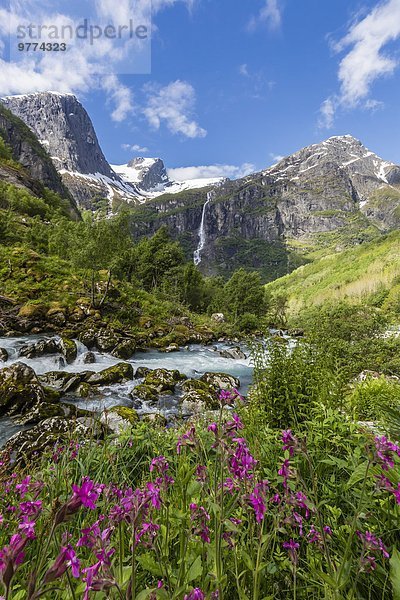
left=347, top=376, right=400, bottom=420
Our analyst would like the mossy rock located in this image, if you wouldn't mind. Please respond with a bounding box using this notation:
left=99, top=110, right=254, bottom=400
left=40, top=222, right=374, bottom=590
left=200, top=372, right=240, bottom=390
left=96, top=331, right=121, bottom=352
left=134, top=384, right=159, bottom=403
left=87, top=363, right=134, bottom=385
left=141, top=413, right=167, bottom=427
left=75, top=383, right=92, bottom=398
left=0, top=362, right=45, bottom=417
left=18, top=303, right=47, bottom=319
left=39, top=371, right=89, bottom=394
left=46, top=305, right=67, bottom=326
left=181, top=389, right=219, bottom=415
left=100, top=406, right=138, bottom=434
left=181, top=379, right=214, bottom=394
left=3, top=416, right=103, bottom=466
left=19, top=338, right=60, bottom=359
left=0, top=348, right=8, bottom=362
left=135, top=366, right=152, bottom=379
left=143, top=368, right=186, bottom=393
left=43, top=386, right=62, bottom=403
left=60, top=337, right=77, bottom=364
left=112, top=339, right=136, bottom=360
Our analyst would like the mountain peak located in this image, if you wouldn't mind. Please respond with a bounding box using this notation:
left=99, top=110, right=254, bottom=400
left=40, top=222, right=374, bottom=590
left=1, top=92, right=115, bottom=178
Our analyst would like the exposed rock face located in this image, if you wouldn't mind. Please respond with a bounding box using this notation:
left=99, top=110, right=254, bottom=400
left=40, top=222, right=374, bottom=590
left=1, top=92, right=137, bottom=208
left=127, top=158, right=169, bottom=191
left=0, top=103, right=78, bottom=217
left=2, top=93, right=114, bottom=176
left=129, top=135, right=400, bottom=278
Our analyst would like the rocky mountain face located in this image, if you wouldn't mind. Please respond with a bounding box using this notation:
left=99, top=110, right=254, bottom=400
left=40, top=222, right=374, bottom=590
left=2, top=93, right=115, bottom=176
left=1, top=92, right=139, bottom=209
left=129, top=136, right=400, bottom=279
left=0, top=103, right=79, bottom=218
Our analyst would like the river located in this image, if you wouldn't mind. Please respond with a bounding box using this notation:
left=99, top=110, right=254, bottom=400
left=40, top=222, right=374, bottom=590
left=0, top=335, right=255, bottom=445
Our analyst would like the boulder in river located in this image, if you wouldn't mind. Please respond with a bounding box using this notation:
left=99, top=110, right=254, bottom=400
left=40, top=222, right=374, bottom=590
left=59, top=337, right=77, bottom=364
left=39, top=371, right=94, bottom=394
left=0, top=362, right=45, bottom=416
left=0, top=347, right=8, bottom=362
left=86, top=363, right=134, bottom=385
left=95, top=330, right=121, bottom=353
left=219, top=347, right=247, bottom=360
left=135, top=366, right=152, bottom=379
left=200, top=372, right=240, bottom=390
left=83, top=351, right=96, bottom=364
left=181, top=389, right=220, bottom=415
left=144, top=368, right=186, bottom=393
left=160, top=344, right=180, bottom=353
left=19, top=337, right=60, bottom=359
left=134, top=384, right=159, bottom=404
left=112, top=339, right=136, bottom=360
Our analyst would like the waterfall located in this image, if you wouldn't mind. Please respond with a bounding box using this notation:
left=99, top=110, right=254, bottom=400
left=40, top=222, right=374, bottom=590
left=194, top=191, right=213, bottom=265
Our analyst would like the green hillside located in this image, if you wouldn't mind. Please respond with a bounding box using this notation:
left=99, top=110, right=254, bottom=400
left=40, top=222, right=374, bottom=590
left=266, top=230, right=400, bottom=316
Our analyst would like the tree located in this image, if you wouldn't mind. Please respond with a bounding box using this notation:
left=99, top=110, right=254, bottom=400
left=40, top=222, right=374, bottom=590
left=49, top=214, right=132, bottom=307
left=219, top=268, right=267, bottom=321
left=135, top=227, right=184, bottom=290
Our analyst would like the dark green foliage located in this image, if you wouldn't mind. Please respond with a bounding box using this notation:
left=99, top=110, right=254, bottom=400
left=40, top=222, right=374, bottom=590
left=252, top=339, right=346, bottom=429
left=212, top=268, right=268, bottom=321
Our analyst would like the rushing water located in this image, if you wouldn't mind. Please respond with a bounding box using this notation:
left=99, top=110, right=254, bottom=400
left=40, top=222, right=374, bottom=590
left=193, top=191, right=214, bottom=266
left=0, top=335, right=254, bottom=444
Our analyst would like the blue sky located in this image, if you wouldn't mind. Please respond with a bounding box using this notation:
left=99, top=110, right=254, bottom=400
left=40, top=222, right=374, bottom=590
left=1, top=0, right=400, bottom=178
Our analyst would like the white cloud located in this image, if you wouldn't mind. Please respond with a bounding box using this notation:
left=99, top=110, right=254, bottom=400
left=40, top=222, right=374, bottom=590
left=0, top=0, right=196, bottom=124
left=102, top=74, right=134, bottom=122
left=143, top=80, right=207, bottom=138
left=269, top=153, right=284, bottom=164
left=318, top=97, right=336, bottom=129
left=239, top=63, right=249, bottom=77
left=248, top=0, right=283, bottom=31
left=122, top=143, right=149, bottom=153
left=168, top=162, right=255, bottom=181
left=320, top=0, right=400, bottom=128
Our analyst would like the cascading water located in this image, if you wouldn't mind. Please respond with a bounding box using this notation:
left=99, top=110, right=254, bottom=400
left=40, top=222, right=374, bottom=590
left=194, top=191, right=213, bottom=266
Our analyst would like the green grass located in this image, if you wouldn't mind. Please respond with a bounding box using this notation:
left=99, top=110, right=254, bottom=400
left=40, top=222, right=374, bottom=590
left=266, top=230, right=400, bottom=315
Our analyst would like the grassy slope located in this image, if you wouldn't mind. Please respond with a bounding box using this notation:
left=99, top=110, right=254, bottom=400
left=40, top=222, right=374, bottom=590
left=266, top=230, right=400, bottom=314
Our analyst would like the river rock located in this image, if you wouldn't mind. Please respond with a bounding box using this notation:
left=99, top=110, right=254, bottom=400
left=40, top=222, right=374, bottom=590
left=95, top=330, right=121, bottom=353
left=219, top=347, right=247, bottom=360
left=134, top=384, right=159, bottom=404
left=144, top=368, right=186, bottom=393
left=19, top=337, right=60, bottom=359
left=181, top=389, right=219, bottom=415
left=59, top=337, right=77, bottom=363
left=200, top=372, right=240, bottom=390
left=112, top=339, right=136, bottom=360
left=86, top=363, right=134, bottom=385
left=0, top=348, right=8, bottom=362
left=160, top=344, right=180, bottom=353
left=83, top=351, right=96, bottom=364
left=39, top=371, right=93, bottom=394
left=141, top=413, right=167, bottom=427
left=0, top=362, right=45, bottom=416
left=100, top=406, right=138, bottom=434
left=3, top=416, right=104, bottom=466
left=135, top=366, right=152, bottom=379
